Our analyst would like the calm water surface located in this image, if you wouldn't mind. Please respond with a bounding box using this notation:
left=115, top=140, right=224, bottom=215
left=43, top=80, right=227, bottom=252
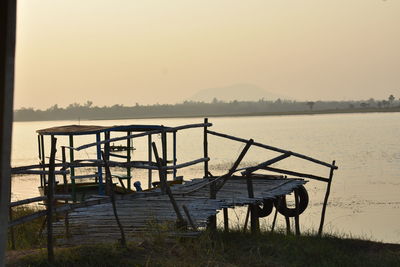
left=11, top=113, right=400, bottom=243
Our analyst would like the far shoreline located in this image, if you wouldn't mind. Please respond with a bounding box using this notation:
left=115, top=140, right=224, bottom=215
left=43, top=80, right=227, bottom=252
left=13, top=107, right=400, bottom=123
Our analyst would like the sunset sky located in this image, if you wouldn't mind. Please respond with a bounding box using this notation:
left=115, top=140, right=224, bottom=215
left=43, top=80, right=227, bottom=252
left=14, top=0, right=400, bottom=109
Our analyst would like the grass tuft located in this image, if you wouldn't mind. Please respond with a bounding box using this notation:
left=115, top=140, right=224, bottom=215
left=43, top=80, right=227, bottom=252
left=8, top=205, right=46, bottom=250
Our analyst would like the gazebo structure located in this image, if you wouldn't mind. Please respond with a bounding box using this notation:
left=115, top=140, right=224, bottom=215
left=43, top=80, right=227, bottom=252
left=36, top=124, right=178, bottom=200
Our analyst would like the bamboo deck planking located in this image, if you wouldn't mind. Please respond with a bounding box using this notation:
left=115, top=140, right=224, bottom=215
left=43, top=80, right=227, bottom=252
left=53, top=176, right=306, bottom=244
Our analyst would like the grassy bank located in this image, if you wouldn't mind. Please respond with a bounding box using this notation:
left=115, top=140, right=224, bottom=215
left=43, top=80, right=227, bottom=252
left=8, top=206, right=46, bottom=250
left=6, top=206, right=400, bottom=266
left=7, top=230, right=400, bottom=267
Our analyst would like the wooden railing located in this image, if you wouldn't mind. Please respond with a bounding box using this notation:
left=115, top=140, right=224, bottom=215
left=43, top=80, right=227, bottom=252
left=204, top=123, right=338, bottom=236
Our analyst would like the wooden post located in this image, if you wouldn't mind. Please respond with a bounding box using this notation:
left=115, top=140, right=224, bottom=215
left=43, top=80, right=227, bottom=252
left=285, top=216, right=291, bottom=235
left=104, top=131, right=110, bottom=161
left=294, top=189, right=301, bottom=236
left=207, top=178, right=217, bottom=231
left=37, top=135, right=42, bottom=187
left=173, top=131, right=177, bottom=179
left=8, top=206, right=15, bottom=250
left=182, top=205, right=197, bottom=231
left=126, top=131, right=131, bottom=190
left=246, top=174, right=259, bottom=234
left=61, top=146, right=70, bottom=237
left=203, top=118, right=209, bottom=178
left=152, top=142, right=186, bottom=227
left=0, top=0, right=17, bottom=264
left=243, top=206, right=250, bottom=232
left=61, top=147, right=68, bottom=192
left=40, top=135, right=46, bottom=189
left=270, top=208, right=278, bottom=233
left=223, top=208, right=229, bottom=232
left=161, top=130, right=168, bottom=180
left=69, top=135, right=76, bottom=202
left=101, top=132, right=108, bottom=184
left=96, top=133, right=103, bottom=195
left=318, top=160, right=336, bottom=236
left=153, top=142, right=166, bottom=194
left=37, top=134, right=41, bottom=160
left=148, top=135, right=152, bottom=189
left=47, top=136, right=57, bottom=264
left=282, top=197, right=291, bottom=235
left=102, top=152, right=127, bottom=247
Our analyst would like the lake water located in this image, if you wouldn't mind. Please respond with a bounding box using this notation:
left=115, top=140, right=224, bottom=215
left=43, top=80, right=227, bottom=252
left=10, top=113, right=400, bottom=243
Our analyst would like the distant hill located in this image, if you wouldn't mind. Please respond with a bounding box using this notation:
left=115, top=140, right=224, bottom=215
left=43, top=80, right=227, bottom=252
left=190, top=83, right=288, bottom=102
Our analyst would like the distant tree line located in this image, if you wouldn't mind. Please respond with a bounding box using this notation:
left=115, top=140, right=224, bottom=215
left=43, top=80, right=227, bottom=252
left=14, top=95, right=400, bottom=121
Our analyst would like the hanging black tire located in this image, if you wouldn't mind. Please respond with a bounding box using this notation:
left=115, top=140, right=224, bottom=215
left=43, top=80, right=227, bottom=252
left=273, top=185, right=309, bottom=217
left=256, top=199, right=274, bottom=218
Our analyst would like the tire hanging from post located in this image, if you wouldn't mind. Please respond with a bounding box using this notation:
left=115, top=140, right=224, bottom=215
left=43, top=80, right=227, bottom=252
left=256, top=199, right=274, bottom=218
left=273, top=185, right=309, bottom=217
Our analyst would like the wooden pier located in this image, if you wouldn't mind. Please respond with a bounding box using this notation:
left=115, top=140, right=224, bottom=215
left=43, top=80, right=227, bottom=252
left=8, top=118, right=337, bottom=261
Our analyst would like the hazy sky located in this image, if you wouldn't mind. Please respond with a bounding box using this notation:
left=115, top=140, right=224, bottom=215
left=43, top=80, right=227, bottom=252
left=14, top=0, right=400, bottom=109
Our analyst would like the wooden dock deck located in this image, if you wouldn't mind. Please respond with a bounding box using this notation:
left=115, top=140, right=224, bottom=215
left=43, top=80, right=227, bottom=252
left=53, top=176, right=306, bottom=244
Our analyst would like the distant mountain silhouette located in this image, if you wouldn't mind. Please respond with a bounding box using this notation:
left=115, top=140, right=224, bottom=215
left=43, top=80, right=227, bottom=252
left=190, top=83, right=288, bottom=102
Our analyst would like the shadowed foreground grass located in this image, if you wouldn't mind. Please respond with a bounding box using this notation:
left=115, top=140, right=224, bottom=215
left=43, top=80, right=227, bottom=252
left=7, top=230, right=400, bottom=267
left=8, top=206, right=46, bottom=250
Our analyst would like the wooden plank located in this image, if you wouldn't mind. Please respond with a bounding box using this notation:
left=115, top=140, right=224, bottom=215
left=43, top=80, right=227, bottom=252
left=75, top=123, right=212, bottom=151
left=108, top=153, right=129, bottom=159
left=8, top=210, right=48, bottom=228
left=166, top=122, right=212, bottom=132
left=163, top=158, right=209, bottom=170
left=71, top=174, right=99, bottom=180
left=12, top=170, right=69, bottom=175
left=207, top=130, right=338, bottom=169
left=216, top=139, right=253, bottom=192
left=11, top=162, right=65, bottom=172
left=262, top=166, right=329, bottom=182
left=242, top=152, right=291, bottom=175
left=9, top=196, right=46, bottom=208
